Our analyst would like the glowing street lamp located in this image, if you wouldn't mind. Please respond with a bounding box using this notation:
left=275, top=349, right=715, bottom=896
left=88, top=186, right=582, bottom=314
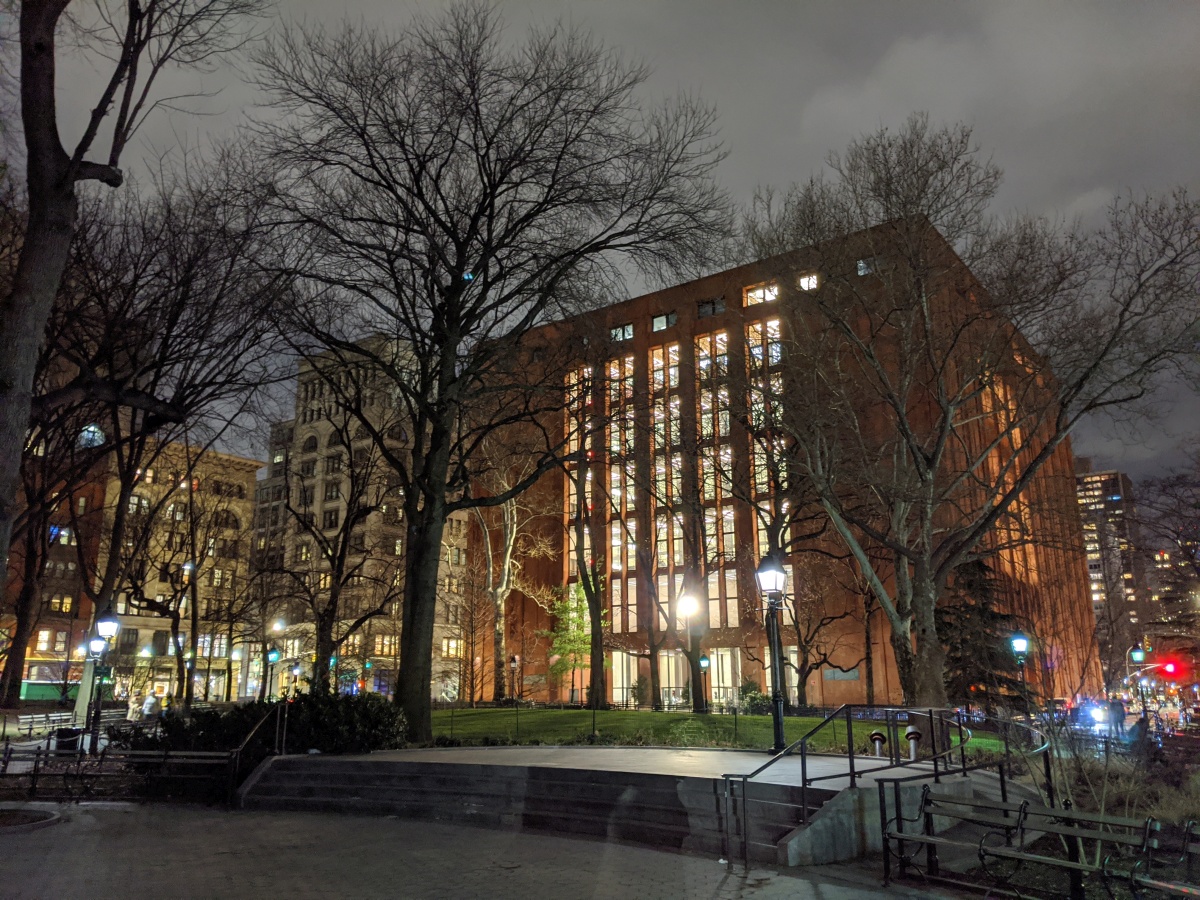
left=756, top=553, right=789, bottom=752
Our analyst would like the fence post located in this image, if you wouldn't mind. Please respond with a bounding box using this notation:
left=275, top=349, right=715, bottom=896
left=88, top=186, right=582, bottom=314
left=957, top=713, right=968, bottom=776
left=1042, top=749, right=1056, bottom=808
left=879, top=781, right=891, bottom=885
left=845, top=707, right=856, bottom=788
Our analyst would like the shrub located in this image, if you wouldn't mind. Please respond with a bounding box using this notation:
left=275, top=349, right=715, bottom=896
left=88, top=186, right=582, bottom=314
left=739, top=689, right=772, bottom=715
left=111, top=693, right=407, bottom=757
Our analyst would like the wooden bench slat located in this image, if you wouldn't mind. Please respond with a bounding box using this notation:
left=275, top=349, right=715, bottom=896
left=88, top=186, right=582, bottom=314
left=1024, top=808, right=1157, bottom=830
left=981, top=847, right=1105, bottom=874
left=925, top=794, right=1027, bottom=814
left=1024, top=822, right=1155, bottom=847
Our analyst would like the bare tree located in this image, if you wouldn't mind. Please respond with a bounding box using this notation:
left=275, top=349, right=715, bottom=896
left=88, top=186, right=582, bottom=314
left=0, top=0, right=268, bottom=607
left=253, top=4, right=728, bottom=740
left=468, top=437, right=556, bottom=702
left=741, top=114, right=1199, bottom=706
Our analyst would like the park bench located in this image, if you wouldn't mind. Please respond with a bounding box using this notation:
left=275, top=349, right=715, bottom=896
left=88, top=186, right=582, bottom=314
left=1132, top=819, right=1200, bottom=897
left=883, top=786, right=1164, bottom=900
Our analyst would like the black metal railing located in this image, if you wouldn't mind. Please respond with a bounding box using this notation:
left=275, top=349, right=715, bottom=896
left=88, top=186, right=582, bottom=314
left=720, top=704, right=992, bottom=865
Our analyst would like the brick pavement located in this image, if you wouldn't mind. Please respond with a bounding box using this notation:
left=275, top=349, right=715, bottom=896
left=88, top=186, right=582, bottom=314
left=0, top=803, right=955, bottom=899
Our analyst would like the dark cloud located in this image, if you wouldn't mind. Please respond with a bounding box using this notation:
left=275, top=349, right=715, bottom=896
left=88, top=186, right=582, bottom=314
left=52, top=0, right=1200, bottom=478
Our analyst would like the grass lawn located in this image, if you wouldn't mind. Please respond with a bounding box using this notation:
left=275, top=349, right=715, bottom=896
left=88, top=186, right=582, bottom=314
left=431, top=707, right=851, bottom=750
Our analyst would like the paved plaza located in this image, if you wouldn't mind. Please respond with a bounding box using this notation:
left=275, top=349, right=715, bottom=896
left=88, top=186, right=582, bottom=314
left=0, top=803, right=959, bottom=899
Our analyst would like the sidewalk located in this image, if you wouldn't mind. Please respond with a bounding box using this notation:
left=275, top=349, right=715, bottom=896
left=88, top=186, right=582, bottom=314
left=0, top=803, right=960, bottom=899
left=363, top=744, right=968, bottom=791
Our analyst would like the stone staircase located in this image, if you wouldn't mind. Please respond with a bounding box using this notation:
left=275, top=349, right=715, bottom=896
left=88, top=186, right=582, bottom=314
left=239, top=755, right=837, bottom=862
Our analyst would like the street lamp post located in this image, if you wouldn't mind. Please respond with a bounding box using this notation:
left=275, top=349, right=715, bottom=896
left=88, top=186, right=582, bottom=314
left=1011, top=632, right=1029, bottom=719
left=756, top=553, right=788, bottom=753
left=88, top=604, right=121, bottom=755
left=267, top=646, right=281, bottom=699
left=698, top=654, right=710, bottom=714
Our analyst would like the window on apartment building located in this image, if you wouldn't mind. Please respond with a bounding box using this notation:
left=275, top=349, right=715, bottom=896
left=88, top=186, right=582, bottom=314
left=53, top=631, right=67, bottom=653
left=35, top=629, right=51, bottom=651
left=325, top=455, right=343, bottom=475
left=117, top=628, right=139, bottom=655
left=272, top=450, right=285, bottom=465
left=322, top=509, right=340, bottom=530
left=301, top=435, right=319, bottom=453
left=651, top=312, right=677, bottom=332
left=856, top=257, right=876, bottom=276
left=744, top=283, right=778, bottom=305
left=299, top=459, right=316, bottom=477
left=798, top=272, right=819, bottom=290
left=441, top=638, right=462, bottom=659
left=49, top=593, right=72, bottom=613
left=324, top=482, right=341, bottom=502
left=393, top=539, right=403, bottom=556
left=317, top=572, right=332, bottom=591
left=151, top=631, right=170, bottom=656
left=374, top=634, right=397, bottom=656
left=697, top=297, right=725, bottom=318
left=610, top=323, right=634, bottom=342
left=76, top=497, right=87, bottom=515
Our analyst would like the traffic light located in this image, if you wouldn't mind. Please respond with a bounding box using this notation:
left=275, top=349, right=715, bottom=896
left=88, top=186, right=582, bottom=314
left=364, top=660, right=373, bottom=669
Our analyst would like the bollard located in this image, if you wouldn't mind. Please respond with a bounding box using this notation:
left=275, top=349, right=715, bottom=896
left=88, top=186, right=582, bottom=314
left=905, top=726, right=922, bottom=761
left=870, top=730, right=888, bottom=758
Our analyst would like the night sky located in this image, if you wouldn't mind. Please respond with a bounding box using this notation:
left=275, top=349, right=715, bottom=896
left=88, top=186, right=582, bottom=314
left=53, top=1, right=1200, bottom=480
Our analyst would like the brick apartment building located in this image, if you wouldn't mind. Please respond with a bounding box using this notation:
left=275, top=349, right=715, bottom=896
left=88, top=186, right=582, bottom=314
left=504, top=223, right=1100, bottom=707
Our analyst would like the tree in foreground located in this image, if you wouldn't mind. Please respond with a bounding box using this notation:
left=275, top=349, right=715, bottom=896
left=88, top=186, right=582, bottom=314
left=253, top=2, right=728, bottom=740
left=742, top=113, right=1200, bottom=706
left=0, top=0, right=267, bottom=609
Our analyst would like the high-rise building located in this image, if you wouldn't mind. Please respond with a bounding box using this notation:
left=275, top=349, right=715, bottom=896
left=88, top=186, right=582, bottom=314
left=254, top=351, right=471, bottom=700
left=1074, top=463, right=1153, bottom=672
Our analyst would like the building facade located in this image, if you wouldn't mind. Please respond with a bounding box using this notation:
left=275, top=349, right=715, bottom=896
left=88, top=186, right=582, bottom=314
left=506, top=226, right=1099, bottom=707
left=255, top=353, right=471, bottom=701
left=102, top=444, right=261, bottom=702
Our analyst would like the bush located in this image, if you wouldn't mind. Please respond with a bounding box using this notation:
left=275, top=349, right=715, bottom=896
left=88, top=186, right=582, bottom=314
left=111, top=693, right=407, bottom=757
left=739, top=689, right=772, bottom=715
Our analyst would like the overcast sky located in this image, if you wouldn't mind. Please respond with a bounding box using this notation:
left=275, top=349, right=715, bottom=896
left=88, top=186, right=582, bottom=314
left=54, top=0, right=1200, bottom=480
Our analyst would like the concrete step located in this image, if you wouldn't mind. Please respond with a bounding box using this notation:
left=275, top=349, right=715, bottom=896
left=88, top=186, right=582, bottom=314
left=240, top=756, right=836, bottom=863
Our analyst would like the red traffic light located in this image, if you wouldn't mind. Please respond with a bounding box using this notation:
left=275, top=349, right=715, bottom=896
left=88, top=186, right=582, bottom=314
left=1164, top=661, right=1177, bottom=675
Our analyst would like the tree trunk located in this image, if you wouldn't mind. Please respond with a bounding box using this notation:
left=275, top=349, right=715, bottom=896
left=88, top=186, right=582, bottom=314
left=0, top=529, right=44, bottom=707
left=312, top=611, right=336, bottom=694
left=889, top=617, right=917, bottom=706
left=911, top=579, right=949, bottom=708
left=491, top=590, right=507, bottom=702
left=795, top=666, right=809, bottom=707
left=688, top=648, right=704, bottom=713
left=863, top=598, right=876, bottom=705
left=648, top=640, right=662, bottom=710
left=398, top=506, right=447, bottom=743
left=587, top=602, right=606, bottom=710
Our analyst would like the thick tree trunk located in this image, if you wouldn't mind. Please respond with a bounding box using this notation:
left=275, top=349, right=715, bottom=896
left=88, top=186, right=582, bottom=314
left=312, top=611, right=336, bottom=694
left=795, top=662, right=810, bottom=707
left=0, top=528, right=44, bottom=707
left=687, top=647, right=704, bottom=713
left=889, top=617, right=917, bottom=706
left=398, top=506, right=447, bottom=743
left=911, top=579, right=949, bottom=708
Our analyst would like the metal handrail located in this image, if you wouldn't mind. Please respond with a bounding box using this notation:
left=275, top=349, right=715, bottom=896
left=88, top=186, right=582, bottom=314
left=721, top=704, right=991, bottom=865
